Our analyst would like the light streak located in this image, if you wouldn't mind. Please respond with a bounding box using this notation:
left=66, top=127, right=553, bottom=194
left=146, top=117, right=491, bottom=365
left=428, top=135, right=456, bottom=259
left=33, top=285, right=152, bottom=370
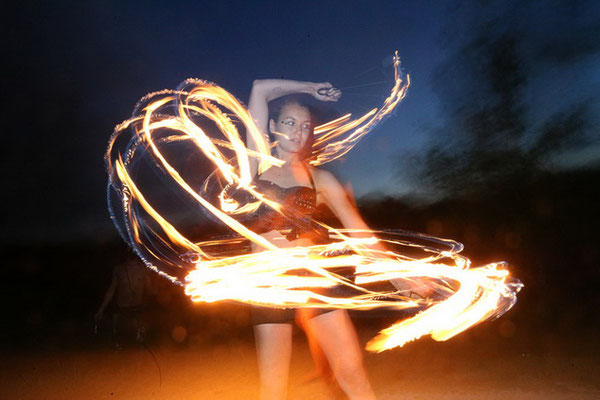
left=106, top=53, right=522, bottom=352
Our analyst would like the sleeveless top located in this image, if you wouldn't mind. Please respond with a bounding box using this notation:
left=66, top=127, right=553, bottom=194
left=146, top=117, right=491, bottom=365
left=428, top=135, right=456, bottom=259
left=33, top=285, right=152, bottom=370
left=249, top=166, right=327, bottom=242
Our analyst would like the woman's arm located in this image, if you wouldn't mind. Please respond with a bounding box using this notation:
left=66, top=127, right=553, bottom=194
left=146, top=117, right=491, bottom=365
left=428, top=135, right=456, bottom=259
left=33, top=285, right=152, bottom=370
left=247, top=80, right=339, bottom=176
left=312, top=169, right=374, bottom=237
left=314, top=169, right=431, bottom=296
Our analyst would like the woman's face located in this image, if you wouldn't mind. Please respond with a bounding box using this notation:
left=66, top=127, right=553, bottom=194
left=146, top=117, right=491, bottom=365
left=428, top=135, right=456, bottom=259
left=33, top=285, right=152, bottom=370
left=270, top=103, right=313, bottom=155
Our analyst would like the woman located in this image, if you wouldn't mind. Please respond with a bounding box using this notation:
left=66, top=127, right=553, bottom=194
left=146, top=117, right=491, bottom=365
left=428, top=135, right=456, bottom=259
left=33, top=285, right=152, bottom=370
left=247, top=79, right=378, bottom=400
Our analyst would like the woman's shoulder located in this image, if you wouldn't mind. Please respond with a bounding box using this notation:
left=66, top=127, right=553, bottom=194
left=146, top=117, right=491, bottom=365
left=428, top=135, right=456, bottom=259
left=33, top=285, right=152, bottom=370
left=308, top=167, right=341, bottom=189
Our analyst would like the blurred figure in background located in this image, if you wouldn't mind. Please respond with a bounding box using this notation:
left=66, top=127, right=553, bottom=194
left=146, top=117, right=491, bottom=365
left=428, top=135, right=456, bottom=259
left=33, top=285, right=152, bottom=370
left=94, top=252, right=154, bottom=349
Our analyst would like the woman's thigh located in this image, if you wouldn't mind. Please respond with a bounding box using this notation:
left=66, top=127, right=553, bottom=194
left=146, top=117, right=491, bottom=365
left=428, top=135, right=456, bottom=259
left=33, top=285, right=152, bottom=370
left=306, top=310, right=364, bottom=367
left=254, top=323, right=293, bottom=377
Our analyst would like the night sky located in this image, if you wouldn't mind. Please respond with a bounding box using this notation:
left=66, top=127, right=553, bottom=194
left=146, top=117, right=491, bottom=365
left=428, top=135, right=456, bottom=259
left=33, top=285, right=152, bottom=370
left=5, top=0, right=599, bottom=243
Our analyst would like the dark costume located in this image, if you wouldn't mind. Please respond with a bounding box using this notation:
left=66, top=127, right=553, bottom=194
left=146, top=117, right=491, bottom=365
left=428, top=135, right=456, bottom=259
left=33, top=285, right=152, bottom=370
left=249, top=167, right=350, bottom=325
left=250, top=167, right=325, bottom=242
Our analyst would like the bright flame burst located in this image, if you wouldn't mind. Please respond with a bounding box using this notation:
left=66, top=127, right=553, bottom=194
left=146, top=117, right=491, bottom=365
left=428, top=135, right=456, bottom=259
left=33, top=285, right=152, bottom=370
left=106, top=53, right=522, bottom=352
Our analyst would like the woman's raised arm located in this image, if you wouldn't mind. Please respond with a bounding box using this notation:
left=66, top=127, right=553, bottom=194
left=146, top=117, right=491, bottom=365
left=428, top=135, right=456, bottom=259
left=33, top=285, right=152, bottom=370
left=247, top=80, right=339, bottom=176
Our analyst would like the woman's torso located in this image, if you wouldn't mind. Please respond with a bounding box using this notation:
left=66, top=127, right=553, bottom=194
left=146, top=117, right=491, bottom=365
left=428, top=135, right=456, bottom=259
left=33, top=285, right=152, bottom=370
left=250, top=164, right=321, bottom=249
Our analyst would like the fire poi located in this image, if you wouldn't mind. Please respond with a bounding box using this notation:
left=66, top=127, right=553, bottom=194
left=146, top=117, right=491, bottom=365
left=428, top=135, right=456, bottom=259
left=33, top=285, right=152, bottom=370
left=105, top=52, right=522, bottom=352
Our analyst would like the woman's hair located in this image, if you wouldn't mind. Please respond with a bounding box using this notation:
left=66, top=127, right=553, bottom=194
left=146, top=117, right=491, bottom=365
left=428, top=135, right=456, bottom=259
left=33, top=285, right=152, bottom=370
left=269, top=96, right=318, bottom=161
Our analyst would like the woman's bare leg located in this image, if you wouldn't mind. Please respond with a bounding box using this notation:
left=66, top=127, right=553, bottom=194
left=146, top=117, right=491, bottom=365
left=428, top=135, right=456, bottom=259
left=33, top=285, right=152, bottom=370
left=254, top=323, right=293, bottom=400
left=307, top=310, right=376, bottom=400
left=296, top=309, right=334, bottom=381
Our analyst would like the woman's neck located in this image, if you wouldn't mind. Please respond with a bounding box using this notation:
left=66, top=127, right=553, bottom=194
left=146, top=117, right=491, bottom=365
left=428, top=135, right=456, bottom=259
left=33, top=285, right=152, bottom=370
left=276, top=147, right=302, bottom=167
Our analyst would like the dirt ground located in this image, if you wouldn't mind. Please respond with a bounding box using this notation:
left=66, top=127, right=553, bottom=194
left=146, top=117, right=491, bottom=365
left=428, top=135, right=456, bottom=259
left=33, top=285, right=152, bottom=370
left=2, top=318, right=599, bottom=400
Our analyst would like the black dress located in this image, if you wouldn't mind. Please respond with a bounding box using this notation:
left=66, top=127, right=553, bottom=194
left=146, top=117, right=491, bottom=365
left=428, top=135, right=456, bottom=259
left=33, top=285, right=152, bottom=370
left=249, top=167, right=334, bottom=325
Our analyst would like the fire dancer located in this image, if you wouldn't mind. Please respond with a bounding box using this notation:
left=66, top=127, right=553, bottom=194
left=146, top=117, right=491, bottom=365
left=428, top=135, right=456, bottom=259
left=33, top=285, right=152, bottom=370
left=106, top=54, right=521, bottom=393
left=247, top=79, right=378, bottom=400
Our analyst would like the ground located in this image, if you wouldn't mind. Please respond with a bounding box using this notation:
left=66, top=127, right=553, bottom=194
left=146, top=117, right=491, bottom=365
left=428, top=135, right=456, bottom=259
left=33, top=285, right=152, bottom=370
left=2, top=316, right=598, bottom=400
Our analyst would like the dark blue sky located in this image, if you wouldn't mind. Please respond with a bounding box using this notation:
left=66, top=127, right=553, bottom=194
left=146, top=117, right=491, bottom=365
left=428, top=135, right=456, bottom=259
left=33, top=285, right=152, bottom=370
left=80, top=0, right=449, bottom=195
left=6, top=0, right=599, bottom=242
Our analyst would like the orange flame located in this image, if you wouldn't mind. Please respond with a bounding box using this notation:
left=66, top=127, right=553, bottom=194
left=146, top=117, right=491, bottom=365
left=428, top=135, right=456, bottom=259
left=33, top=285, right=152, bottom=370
left=106, top=53, right=521, bottom=352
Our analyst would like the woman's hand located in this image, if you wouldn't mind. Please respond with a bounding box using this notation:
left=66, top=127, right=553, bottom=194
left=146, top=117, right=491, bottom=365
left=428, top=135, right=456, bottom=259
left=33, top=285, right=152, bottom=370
left=312, top=82, right=342, bottom=102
